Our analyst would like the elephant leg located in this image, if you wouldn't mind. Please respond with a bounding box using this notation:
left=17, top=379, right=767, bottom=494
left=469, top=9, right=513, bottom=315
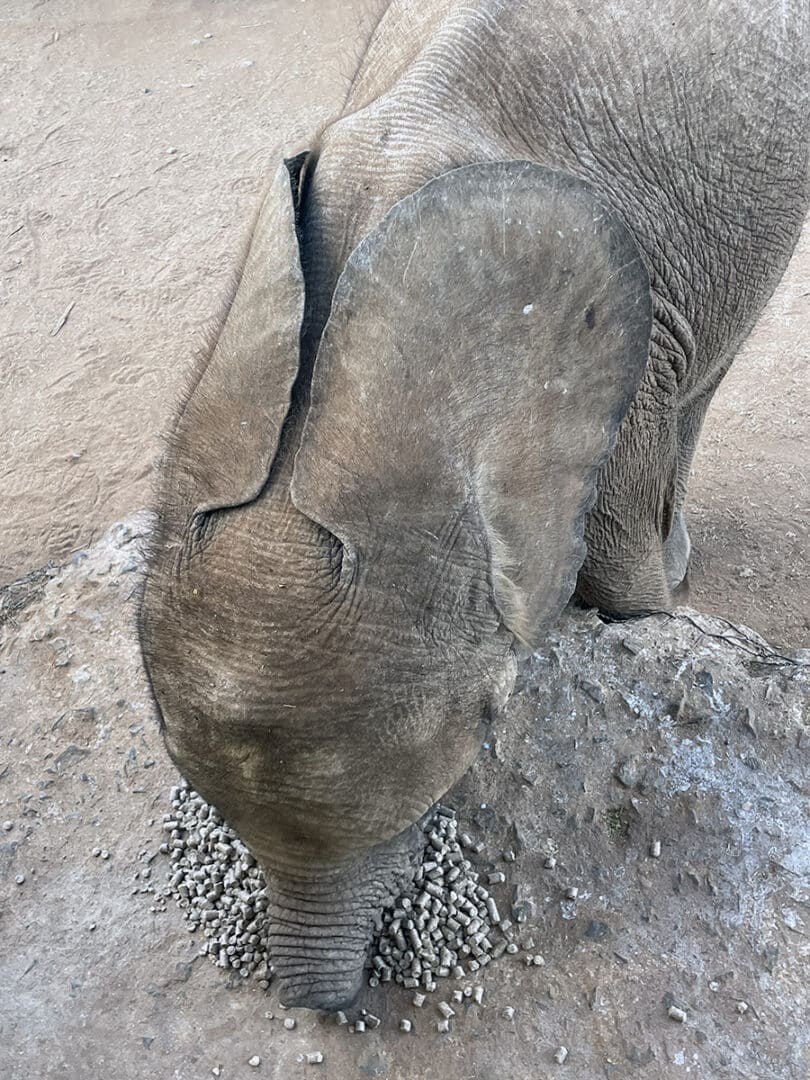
left=576, top=303, right=692, bottom=615
left=576, top=379, right=678, bottom=616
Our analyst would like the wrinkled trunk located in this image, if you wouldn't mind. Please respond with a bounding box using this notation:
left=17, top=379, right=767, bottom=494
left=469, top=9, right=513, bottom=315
left=266, top=824, right=424, bottom=1010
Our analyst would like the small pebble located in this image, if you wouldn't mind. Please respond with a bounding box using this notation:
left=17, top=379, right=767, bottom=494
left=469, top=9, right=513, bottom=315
left=248, top=1055, right=261, bottom=1067
left=736, top=1001, right=749, bottom=1015
left=283, top=1018, right=296, bottom=1030
left=100, top=850, right=110, bottom=861
left=501, top=1006, right=515, bottom=1020
left=399, top=1019, right=412, bottom=1033
left=91, top=847, right=101, bottom=857
left=554, top=1046, right=569, bottom=1065
left=532, top=954, right=545, bottom=967
left=544, top=856, right=557, bottom=869
left=212, top=1068, right=222, bottom=1078
left=667, top=1005, right=687, bottom=1023
left=2, top=821, right=13, bottom=831
left=15, top=874, right=25, bottom=885
left=650, top=840, right=662, bottom=858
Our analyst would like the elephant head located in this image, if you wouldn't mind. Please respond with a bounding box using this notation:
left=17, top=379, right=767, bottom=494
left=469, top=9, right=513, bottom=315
left=138, top=154, right=651, bottom=1009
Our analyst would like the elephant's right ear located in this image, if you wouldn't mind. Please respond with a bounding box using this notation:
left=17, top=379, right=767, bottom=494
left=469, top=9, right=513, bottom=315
left=164, top=153, right=308, bottom=519
left=292, top=161, right=652, bottom=649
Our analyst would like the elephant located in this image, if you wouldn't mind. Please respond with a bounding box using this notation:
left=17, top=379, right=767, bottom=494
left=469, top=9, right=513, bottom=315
left=138, top=0, right=809, bottom=1010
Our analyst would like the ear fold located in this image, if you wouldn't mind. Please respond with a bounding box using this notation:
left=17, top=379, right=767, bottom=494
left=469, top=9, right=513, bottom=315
left=291, top=161, right=651, bottom=647
left=167, top=154, right=307, bottom=518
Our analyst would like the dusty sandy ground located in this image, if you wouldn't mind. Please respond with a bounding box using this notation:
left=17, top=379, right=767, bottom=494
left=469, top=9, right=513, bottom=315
left=1, top=3, right=809, bottom=1079
left=2, top=517, right=808, bottom=1079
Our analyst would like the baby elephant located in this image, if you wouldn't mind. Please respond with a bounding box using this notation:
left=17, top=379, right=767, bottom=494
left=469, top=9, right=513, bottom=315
left=138, top=0, right=808, bottom=1009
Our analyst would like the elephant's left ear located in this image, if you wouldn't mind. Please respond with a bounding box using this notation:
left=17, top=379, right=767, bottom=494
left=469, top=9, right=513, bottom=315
left=292, top=161, right=652, bottom=647
left=165, top=153, right=308, bottom=518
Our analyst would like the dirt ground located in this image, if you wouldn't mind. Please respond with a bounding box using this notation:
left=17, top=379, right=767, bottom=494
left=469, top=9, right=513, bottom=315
left=1, top=3, right=809, bottom=1079
left=2, top=517, right=808, bottom=1080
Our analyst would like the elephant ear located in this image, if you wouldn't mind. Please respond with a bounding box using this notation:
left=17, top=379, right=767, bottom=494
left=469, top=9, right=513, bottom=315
left=166, top=153, right=307, bottom=520
left=291, top=161, right=651, bottom=647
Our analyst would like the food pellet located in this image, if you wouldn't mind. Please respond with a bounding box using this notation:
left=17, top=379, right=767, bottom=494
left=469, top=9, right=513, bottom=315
left=248, top=1056, right=261, bottom=1067
left=554, top=1046, right=569, bottom=1064
left=400, top=1018, right=412, bottom=1032
left=650, top=840, right=662, bottom=858
left=667, top=1006, right=687, bottom=1023
left=284, top=1018, right=296, bottom=1030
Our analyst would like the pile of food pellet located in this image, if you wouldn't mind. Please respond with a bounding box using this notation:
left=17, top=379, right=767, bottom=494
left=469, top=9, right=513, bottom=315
left=149, top=783, right=274, bottom=985
left=366, top=805, right=516, bottom=992
left=150, top=782, right=517, bottom=1002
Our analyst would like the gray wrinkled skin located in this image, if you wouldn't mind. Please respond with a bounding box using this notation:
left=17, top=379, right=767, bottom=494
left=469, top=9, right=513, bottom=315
left=138, top=0, right=809, bottom=1009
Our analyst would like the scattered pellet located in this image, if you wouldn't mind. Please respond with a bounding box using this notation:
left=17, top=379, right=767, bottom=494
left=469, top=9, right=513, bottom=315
left=15, top=874, right=25, bottom=885
left=544, top=856, right=557, bottom=869
left=554, top=1045, right=569, bottom=1064
left=335, top=1011, right=348, bottom=1026
left=473, top=986, right=484, bottom=1005
left=737, top=1001, right=749, bottom=1015
left=91, top=847, right=101, bottom=857
left=353, top=1020, right=366, bottom=1034
left=100, top=850, right=110, bottom=861
left=284, top=1018, right=296, bottom=1030
left=399, top=1018, right=412, bottom=1033
left=501, top=1006, right=515, bottom=1020
left=487, top=872, right=506, bottom=885
left=413, top=992, right=426, bottom=1007
left=667, top=1005, right=687, bottom=1023
left=2, top=821, right=14, bottom=831
left=248, top=1055, right=261, bottom=1067
left=564, top=886, right=578, bottom=900
left=437, top=1019, right=450, bottom=1034
left=305, top=1052, right=324, bottom=1064
left=506, top=943, right=519, bottom=954
left=650, top=840, right=662, bottom=858
left=438, top=1001, right=455, bottom=1019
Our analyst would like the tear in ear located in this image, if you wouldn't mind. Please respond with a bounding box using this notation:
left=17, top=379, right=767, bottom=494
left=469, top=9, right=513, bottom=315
left=162, top=153, right=308, bottom=524
left=292, top=160, right=651, bottom=648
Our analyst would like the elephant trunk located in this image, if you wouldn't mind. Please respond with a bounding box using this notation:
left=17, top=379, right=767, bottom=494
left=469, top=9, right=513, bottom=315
left=265, top=825, right=424, bottom=1010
